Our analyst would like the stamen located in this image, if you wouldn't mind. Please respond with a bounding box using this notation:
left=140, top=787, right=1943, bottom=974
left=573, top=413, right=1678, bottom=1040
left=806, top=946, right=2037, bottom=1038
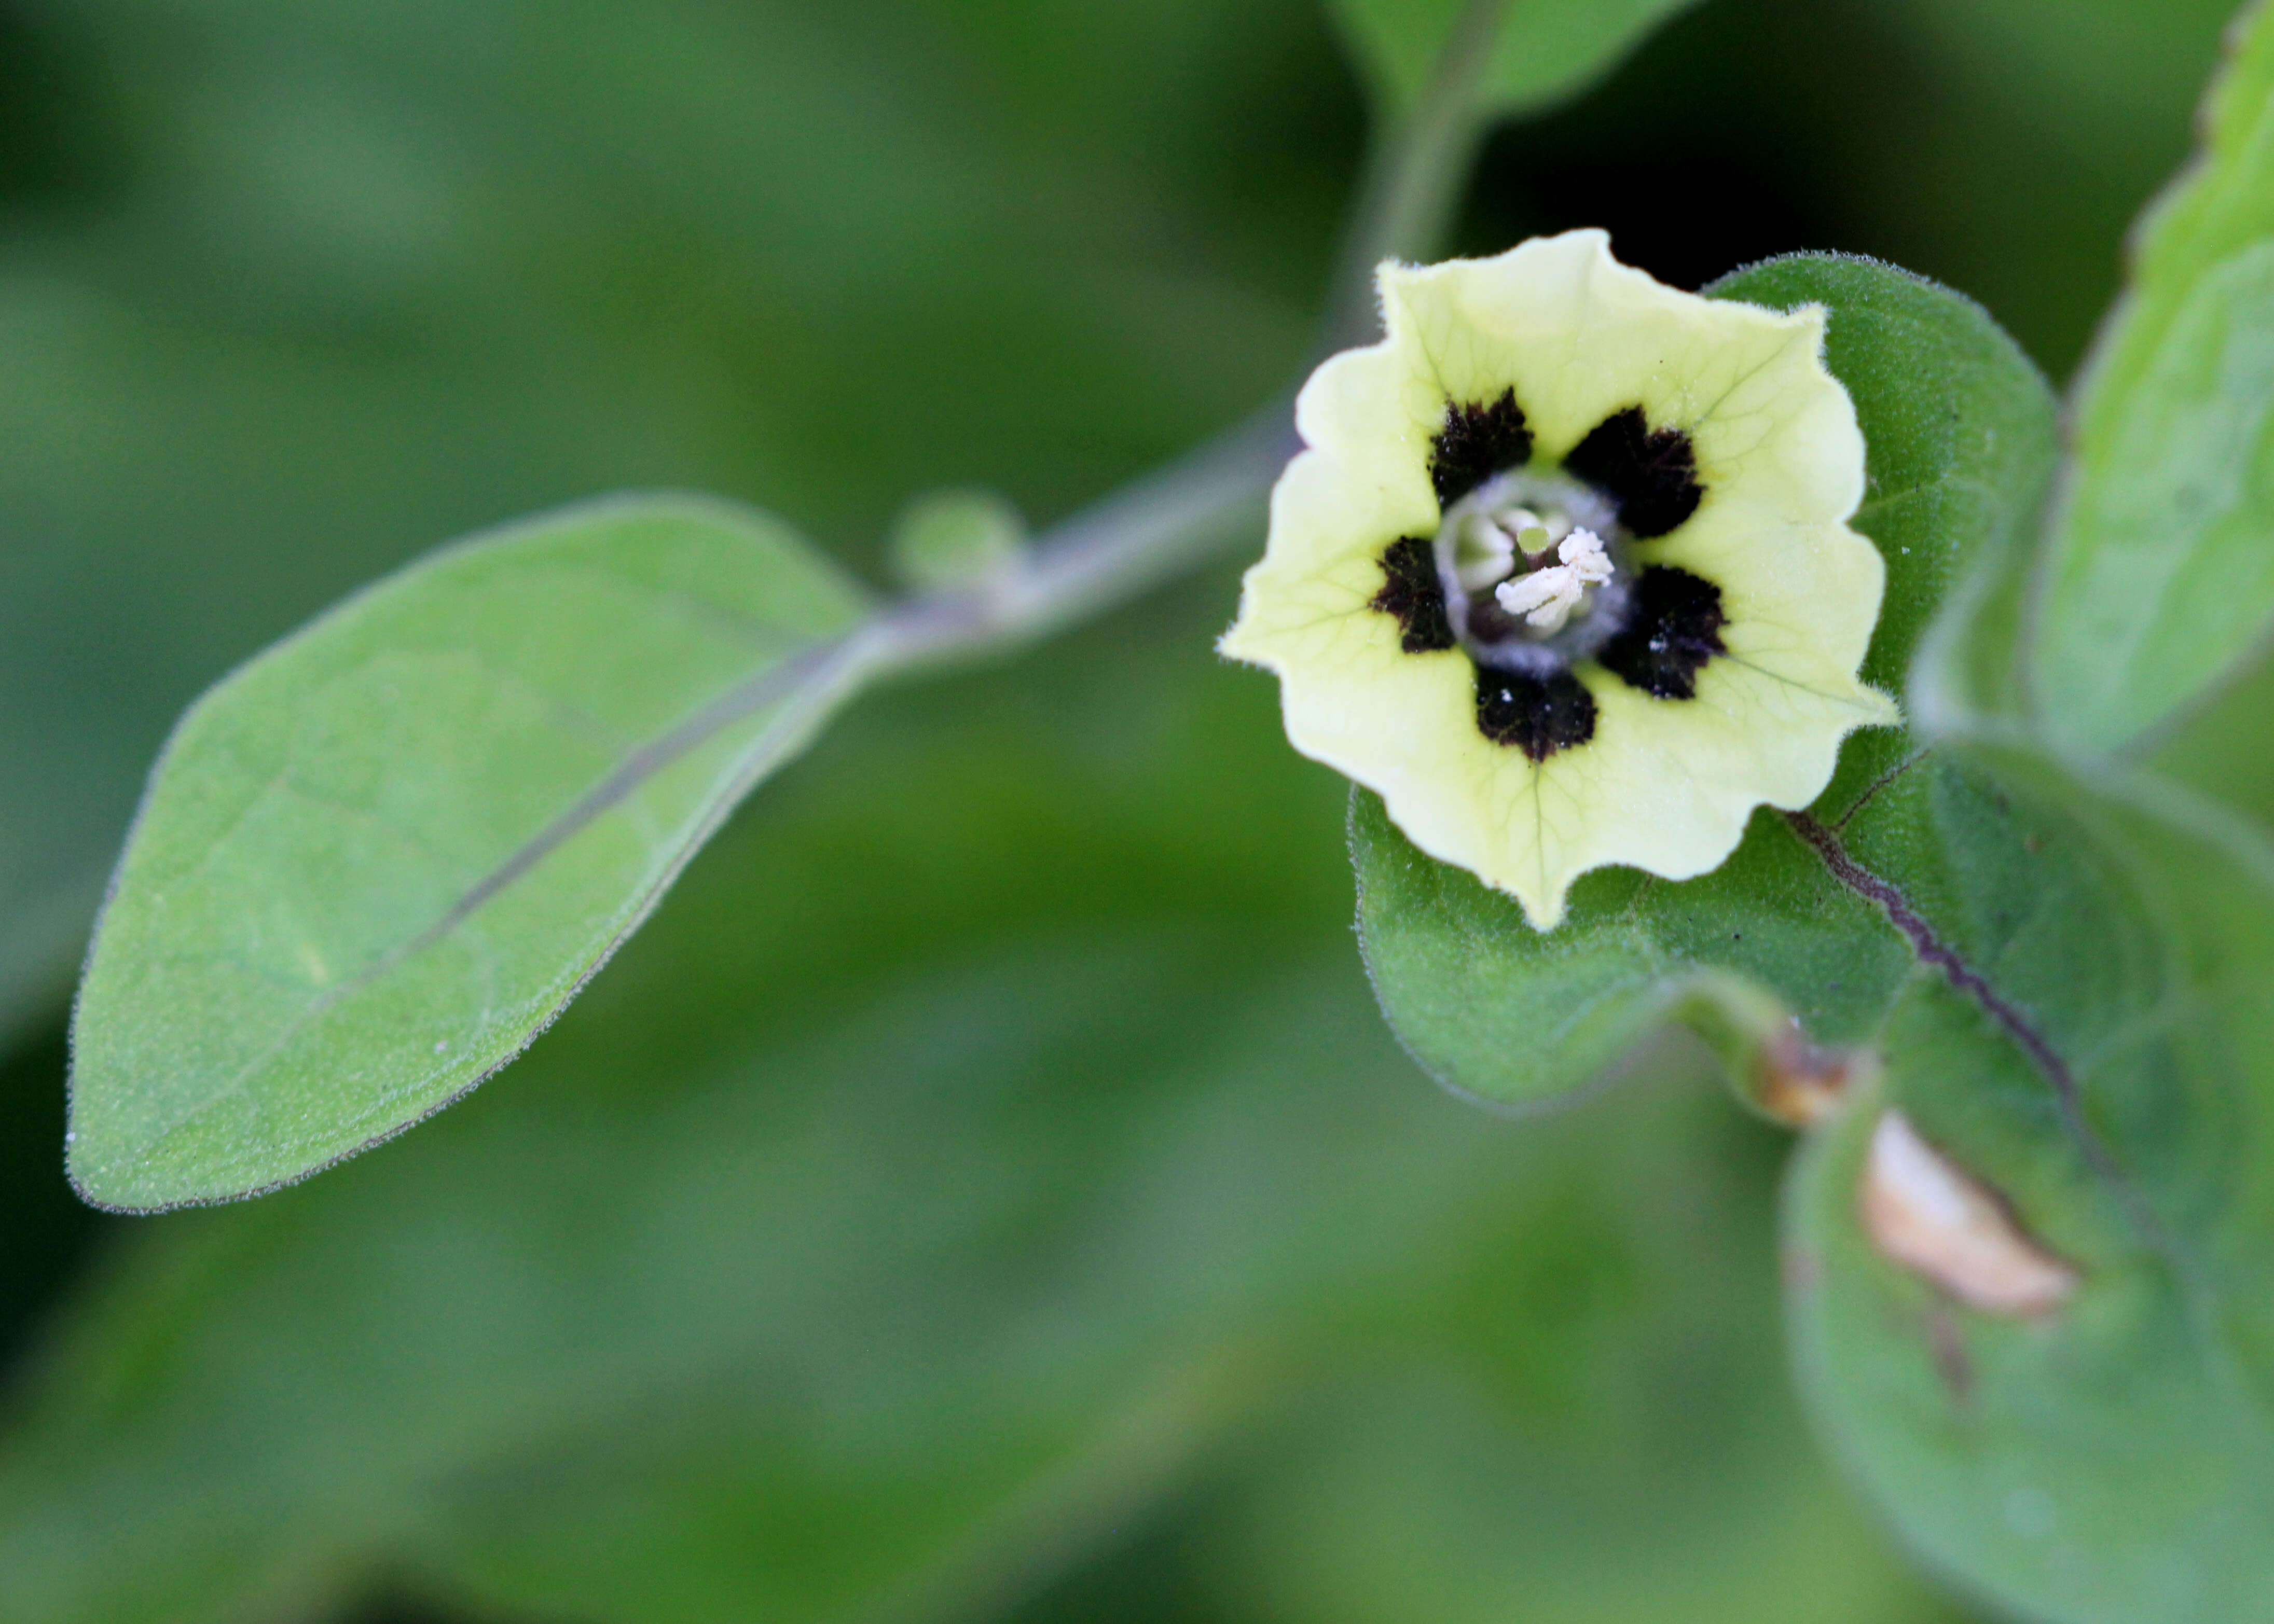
left=1560, top=529, right=1614, bottom=582
left=1494, top=528, right=1613, bottom=633
left=1452, top=512, right=1517, bottom=594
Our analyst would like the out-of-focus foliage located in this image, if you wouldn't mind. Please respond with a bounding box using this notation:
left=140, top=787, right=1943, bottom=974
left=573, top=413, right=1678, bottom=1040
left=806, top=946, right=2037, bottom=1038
left=2032, top=2, right=2274, bottom=754
left=2, top=1, right=2261, bottom=1621
left=0, top=0, right=1351, bottom=1052
left=1326, top=0, right=1701, bottom=116
left=1455, top=0, right=2236, bottom=374
left=0, top=595, right=1972, bottom=1623
left=889, top=488, right=1029, bottom=595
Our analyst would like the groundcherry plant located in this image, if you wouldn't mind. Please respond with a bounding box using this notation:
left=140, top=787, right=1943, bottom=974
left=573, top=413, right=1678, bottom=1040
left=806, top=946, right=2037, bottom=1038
left=51, top=2, right=2274, bottom=1621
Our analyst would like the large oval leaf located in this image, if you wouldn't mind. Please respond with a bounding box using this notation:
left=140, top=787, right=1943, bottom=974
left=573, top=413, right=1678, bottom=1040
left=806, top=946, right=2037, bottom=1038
left=1786, top=747, right=2274, bottom=1623
left=2032, top=2, right=2274, bottom=753
left=67, top=496, right=873, bottom=1212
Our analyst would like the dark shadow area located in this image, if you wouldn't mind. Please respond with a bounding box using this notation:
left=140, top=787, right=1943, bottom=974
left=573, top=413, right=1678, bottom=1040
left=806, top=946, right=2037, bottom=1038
left=0, top=2, right=123, bottom=210
left=0, top=1017, right=116, bottom=1382
left=340, top=1597, right=488, bottom=1624
left=1005, top=1492, right=1245, bottom=1624
left=1456, top=0, right=1924, bottom=290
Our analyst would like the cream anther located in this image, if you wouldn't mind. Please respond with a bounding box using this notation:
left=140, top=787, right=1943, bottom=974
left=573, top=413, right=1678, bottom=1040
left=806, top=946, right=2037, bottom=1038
left=1495, top=528, right=1614, bottom=633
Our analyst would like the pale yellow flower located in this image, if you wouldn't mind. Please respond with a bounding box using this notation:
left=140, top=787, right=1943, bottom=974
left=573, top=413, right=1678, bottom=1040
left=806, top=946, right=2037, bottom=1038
left=1221, top=230, right=1896, bottom=927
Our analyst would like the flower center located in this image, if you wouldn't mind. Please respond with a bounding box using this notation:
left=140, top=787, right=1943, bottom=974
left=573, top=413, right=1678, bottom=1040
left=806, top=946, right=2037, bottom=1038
left=1432, top=469, right=1633, bottom=673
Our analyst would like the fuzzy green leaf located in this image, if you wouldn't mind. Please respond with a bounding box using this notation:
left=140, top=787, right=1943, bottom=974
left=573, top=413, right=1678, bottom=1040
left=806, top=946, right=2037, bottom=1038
left=1786, top=746, right=2274, bottom=1624
left=66, top=497, right=872, bottom=1212
left=1325, top=0, right=1700, bottom=119
left=1350, top=255, right=2056, bottom=1108
left=1350, top=790, right=1908, bottom=1109
left=1707, top=256, right=2061, bottom=747
left=2033, top=3, right=2274, bottom=752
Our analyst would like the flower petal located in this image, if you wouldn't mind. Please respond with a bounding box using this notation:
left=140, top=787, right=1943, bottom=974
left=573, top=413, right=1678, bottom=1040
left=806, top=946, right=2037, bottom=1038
left=1223, top=231, right=1893, bottom=928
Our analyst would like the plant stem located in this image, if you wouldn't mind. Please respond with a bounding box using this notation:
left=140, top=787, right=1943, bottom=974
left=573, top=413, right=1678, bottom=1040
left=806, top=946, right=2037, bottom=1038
left=878, top=0, right=1513, bottom=673
left=385, top=14, right=1519, bottom=974
left=583, top=8, right=1515, bottom=793
left=871, top=406, right=1297, bottom=674
left=1316, top=0, right=1515, bottom=355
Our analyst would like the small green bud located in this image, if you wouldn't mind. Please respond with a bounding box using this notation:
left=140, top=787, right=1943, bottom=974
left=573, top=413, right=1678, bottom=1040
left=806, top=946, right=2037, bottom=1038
left=888, top=488, right=1028, bottom=595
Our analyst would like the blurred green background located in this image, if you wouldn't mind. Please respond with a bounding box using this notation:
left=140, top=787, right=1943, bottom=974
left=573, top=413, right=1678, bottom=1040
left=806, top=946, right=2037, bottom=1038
left=0, top=1, right=2241, bottom=1619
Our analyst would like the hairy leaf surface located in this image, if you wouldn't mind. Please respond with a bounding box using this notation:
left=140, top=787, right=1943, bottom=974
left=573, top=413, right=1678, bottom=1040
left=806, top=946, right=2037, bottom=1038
left=68, top=497, right=872, bottom=1211
left=1788, top=748, right=2274, bottom=1624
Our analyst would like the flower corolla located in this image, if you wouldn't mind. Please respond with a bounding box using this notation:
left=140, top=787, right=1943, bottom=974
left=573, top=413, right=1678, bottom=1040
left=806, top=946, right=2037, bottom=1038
left=1219, top=230, right=1896, bottom=927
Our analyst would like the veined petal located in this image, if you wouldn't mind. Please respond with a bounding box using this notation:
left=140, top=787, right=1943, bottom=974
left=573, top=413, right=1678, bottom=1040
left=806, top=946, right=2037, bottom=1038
left=1289, top=342, right=1440, bottom=536
left=1658, top=512, right=1892, bottom=709
left=1223, top=230, right=1893, bottom=928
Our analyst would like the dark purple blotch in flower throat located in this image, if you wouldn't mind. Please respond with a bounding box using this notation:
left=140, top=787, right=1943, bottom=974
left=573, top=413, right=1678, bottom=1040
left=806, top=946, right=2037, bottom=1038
left=1562, top=407, right=1702, bottom=537
left=1597, top=565, right=1726, bottom=699
left=1429, top=391, right=1533, bottom=508
left=1474, top=665, right=1598, bottom=760
left=1370, top=536, right=1457, bottom=653
left=1370, top=535, right=1598, bottom=755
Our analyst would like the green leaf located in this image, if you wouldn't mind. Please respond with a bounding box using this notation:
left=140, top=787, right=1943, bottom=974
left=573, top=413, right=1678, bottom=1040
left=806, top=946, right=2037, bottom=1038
left=66, top=496, right=873, bottom=1213
left=2031, top=2, right=2274, bottom=753
left=1364, top=665, right=2274, bottom=1619
left=1706, top=255, right=2061, bottom=749
left=2143, top=630, right=2274, bottom=830
left=1325, top=0, right=1701, bottom=119
left=1350, top=255, right=2057, bottom=1109
left=1350, top=790, right=1909, bottom=1109
left=1785, top=745, right=2274, bottom=1624
left=0, top=617, right=1954, bottom=1624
